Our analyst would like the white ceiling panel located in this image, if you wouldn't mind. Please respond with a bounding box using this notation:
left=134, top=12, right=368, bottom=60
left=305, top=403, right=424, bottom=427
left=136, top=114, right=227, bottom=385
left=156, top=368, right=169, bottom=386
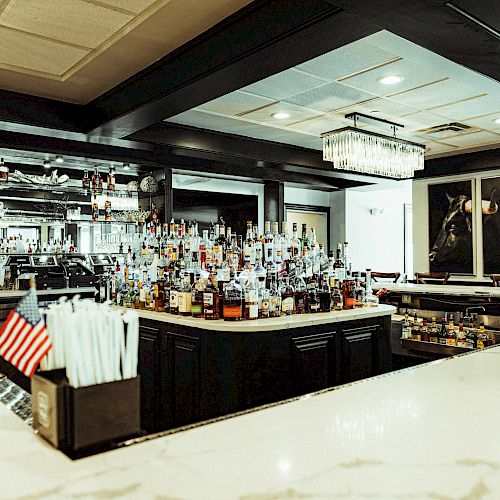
left=198, top=91, right=275, bottom=116
left=240, top=101, right=324, bottom=125
left=428, top=95, right=500, bottom=121
left=296, top=40, right=398, bottom=81
left=284, top=82, right=376, bottom=112
left=462, top=112, right=500, bottom=132
left=437, top=130, right=500, bottom=148
left=339, top=59, right=446, bottom=97
left=242, top=69, right=328, bottom=100
left=337, top=98, right=418, bottom=120
left=387, top=78, right=480, bottom=109
left=287, top=114, right=349, bottom=135
left=424, top=141, right=460, bottom=155
left=397, top=110, right=455, bottom=131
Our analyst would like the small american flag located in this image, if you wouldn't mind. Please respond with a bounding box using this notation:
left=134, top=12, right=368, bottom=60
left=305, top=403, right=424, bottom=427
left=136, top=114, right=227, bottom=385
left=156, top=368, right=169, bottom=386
left=0, top=288, right=52, bottom=377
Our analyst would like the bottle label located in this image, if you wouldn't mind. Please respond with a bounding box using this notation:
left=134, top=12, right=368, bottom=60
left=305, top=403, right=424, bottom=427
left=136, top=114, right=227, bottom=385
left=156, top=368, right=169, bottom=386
left=191, top=304, right=203, bottom=315
left=281, top=296, right=294, bottom=313
left=170, top=291, right=178, bottom=308
left=247, top=304, right=258, bottom=319
left=335, top=269, right=346, bottom=282
left=344, top=297, right=355, bottom=308
left=261, top=299, right=269, bottom=314
left=178, top=292, right=192, bottom=313
left=223, top=305, right=242, bottom=318
left=203, top=292, right=214, bottom=306
left=477, top=340, right=484, bottom=349
left=245, top=290, right=257, bottom=303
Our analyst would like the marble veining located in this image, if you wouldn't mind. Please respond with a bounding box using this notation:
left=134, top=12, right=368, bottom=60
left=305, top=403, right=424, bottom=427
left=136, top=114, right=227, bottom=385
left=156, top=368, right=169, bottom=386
left=3, top=346, right=500, bottom=499
left=138, top=304, right=396, bottom=331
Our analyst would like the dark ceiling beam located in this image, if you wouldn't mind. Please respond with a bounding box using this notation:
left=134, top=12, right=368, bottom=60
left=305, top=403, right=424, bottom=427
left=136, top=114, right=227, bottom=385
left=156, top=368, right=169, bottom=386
left=417, top=148, right=500, bottom=179
left=86, top=0, right=378, bottom=138
left=324, top=0, right=500, bottom=82
left=0, top=89, right=88, bottom=133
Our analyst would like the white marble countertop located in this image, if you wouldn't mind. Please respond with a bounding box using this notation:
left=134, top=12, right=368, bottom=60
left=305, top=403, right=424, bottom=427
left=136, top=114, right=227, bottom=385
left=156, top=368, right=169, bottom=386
left=137, top=304, right=396, bottom=331
left=373, top=282, right=500, bottom=297
left=2, top=346, right=500, bottom=499
left=0, top=287, right=96, bottom=300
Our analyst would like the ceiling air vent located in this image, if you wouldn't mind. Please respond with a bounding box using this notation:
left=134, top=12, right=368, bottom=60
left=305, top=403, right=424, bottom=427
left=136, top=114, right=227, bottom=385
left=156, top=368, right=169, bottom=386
left=418, top=122, right=477, bottom=139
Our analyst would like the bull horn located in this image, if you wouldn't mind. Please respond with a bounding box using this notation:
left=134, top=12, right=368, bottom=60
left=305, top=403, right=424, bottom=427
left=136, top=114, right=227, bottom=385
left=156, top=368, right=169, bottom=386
left=445, top=192, right=454, bottom=204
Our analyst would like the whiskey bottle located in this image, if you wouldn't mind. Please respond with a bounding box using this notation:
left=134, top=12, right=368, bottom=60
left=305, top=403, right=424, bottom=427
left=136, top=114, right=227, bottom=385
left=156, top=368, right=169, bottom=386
left=439, top=318, right=448, bottom=345
left=178, top=274, right=192, bottom=316
left=456, top=320, right=466, bottom=347
left=104, top=200, right=112, bottom=222
left=169, top=277, right=179, bottom=315
left=294, top=274, right=308, bottom=314
left=82, top=169, right=90, bottom=190
left=280, top=276, right=295, bottom=315
left=354, top=274, right=365, bottom=308
left=291, top=223, right=300, bottom=258
left=421, top=319, right=429, bottom=342
left=191, top=274, right=205, bottom=318
left=223, top=271, right=243, bottom=321
left=477, top=323, right=488, bottom=349
left=429, top=317, right=438, bottom=343
left=203, top=268, right=219, bottom=320
left=107, top=167, right=116, bottom=191
left=401, top=311, right=411, bottom=339
left=341, top=279, right=355, bottom=309
left=411, top=314, right=421, bottom=341
left=447, top=319, right=456, bottom=346
left=331, top=279, right=343, bottom=311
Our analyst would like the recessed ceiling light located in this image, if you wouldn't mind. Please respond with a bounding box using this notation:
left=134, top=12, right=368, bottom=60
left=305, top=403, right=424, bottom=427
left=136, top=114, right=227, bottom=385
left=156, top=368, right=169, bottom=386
left=55, top=155, right=63, bottom=163
left=272, top=112, right=290, bottom=120
left=378, top=75, right=404, bottom=85
left=43, top=160, right=51, bottom=169
left=494, top=117, right=500, bottom=124
left=123, top=163, right=130, bottom=171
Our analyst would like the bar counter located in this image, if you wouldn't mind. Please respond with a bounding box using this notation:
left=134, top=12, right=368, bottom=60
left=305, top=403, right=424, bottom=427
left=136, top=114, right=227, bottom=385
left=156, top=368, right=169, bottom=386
left=373, top=282, right=500, bottom=297
left=2, top=346, right=500, bottom=499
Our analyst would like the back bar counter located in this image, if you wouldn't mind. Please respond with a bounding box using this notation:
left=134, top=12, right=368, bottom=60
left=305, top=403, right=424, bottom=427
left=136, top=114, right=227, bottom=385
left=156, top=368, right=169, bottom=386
left=137, top=305, right=395, bottom=432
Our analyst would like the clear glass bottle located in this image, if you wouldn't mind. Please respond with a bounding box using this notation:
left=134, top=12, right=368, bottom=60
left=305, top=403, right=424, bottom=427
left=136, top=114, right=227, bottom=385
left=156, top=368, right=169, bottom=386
left=178, top=274, right=192, bottom=316
left=319, top=272, right=331, bottom=313
left=223, top=271, right=243, bottom=321
left=333, top=243, right=345, bottom=283
left=294, top=274, right=308, bottom=314
left=268, top=272, right=281, bottom=317
left=279, top=275, right=295, bottom=315
left=244, top=267, right=259, bottom=320
left=354, top=274, right=365, bottom=308
left=364, top=269, right=379, bottom=307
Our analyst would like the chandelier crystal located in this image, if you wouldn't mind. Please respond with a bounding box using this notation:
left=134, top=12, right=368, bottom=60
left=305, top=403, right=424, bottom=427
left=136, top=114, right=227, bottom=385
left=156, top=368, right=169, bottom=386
left=322, top=126, right=425, bottom=179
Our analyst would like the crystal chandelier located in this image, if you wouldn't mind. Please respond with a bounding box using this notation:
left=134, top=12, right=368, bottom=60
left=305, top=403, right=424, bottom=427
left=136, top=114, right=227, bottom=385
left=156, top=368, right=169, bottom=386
left=322, top=114, right=425, bottom=179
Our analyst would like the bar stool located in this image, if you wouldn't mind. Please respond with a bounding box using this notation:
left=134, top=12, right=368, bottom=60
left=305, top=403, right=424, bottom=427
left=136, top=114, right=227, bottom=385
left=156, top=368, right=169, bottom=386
left=370, top=272, right=401, bottom=283
left=414, top=272, right=450, bottom=284
left=491, top=275, right=500, bottom=287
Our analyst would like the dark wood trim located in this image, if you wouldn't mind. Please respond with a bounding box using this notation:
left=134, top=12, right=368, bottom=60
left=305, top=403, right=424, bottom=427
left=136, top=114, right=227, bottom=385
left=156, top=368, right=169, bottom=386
left=164, top=167, right=173, bottom=223
left=264, top=181, right=285, bottom=224
left=285, top=203, right=331, bottom=251
left=417, top=148, right=500, bottom=179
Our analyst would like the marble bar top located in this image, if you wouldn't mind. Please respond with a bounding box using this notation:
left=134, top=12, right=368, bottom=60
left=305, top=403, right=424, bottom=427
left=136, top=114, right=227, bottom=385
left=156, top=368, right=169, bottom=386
left=372, top=282, right=500, bottom=297
left=137, top=304, right=396, bottom=331
left=0, top=287, right=96, bottom=300
left=3, top=346, right=500, bottom=498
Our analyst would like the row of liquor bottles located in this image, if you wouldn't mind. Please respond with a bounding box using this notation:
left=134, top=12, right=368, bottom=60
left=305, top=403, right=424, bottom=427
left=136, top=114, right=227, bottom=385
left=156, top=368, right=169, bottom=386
left=107, top=266, right=381, bottom=320
left=82, top=166, right=116, bottom=193
left=0, top=236, right=76, bottom=255
left=401, top=312, right=492, bottom=349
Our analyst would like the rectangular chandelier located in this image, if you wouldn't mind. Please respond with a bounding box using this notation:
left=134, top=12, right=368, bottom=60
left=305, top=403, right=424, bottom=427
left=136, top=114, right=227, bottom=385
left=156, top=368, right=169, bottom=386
left=322, top=126, right=425, bottom=179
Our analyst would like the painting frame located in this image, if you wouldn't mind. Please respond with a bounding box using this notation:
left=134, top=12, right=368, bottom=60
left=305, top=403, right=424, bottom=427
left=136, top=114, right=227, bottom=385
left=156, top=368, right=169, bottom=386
left=480, top=176, right=500, bottom=276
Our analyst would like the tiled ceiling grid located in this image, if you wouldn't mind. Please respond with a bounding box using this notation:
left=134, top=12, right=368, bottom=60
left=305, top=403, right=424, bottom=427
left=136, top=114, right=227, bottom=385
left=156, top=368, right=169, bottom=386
left=166, top=31, right=500, bottom=157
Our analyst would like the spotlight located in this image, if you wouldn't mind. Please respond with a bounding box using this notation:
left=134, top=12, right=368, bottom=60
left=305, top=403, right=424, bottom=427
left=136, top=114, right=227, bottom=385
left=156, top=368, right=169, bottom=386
left=123, top=163, right=130, bottom=171
left=43, top=160, right=51, bottom=169
left=55, top=155, right=63, bottom=163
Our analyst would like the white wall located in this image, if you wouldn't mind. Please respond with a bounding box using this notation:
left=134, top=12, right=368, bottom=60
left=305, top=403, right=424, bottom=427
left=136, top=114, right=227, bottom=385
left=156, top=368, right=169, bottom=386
left=344, top=181, right=412, bottom=275
left=284, top=187, right=330, bottom=207
left=413, top=167, right=500, bottom=280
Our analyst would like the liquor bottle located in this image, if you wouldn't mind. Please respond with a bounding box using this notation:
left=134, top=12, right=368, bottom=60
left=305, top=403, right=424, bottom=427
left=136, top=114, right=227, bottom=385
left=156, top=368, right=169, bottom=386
left=0, top=158, right=8, bottom=183
left=477, top=323, right=488, bottom=349
left=178, top=274, right=192, bottom=316
left=104, top=200, right=112, bottom=222
left=244, top=267, right=259, bottom=320
left=466, top=326, right=477, bottom=349
left=343, top=242, right=351, bottom=279
left=456, top=319, right=466, bottom=347
left=308, top=281, right=320, bottom=313
left=191, top=274, right=205, bottom=318
left=300, top=223, right=308, bottom=251
left=223, top=271, right=243, bottom=321
left=341, top=279, right=355, bottom=309
left=107, top=167, right=116, bottom=191
left=294, top=273, right=308, bottom=314
left=260, top=287, right=270, bottom=318
left=244, top=221, right=255, bottom=266
left=318, top=243, right=329, bottom=273
left=411, top=313, right=421, bottom=341
left=334, top=243, right=345, bottom=282
left=91, top=166, right=99, bottom=191
left=447, top=319, right=456, bottom=346
left=318, top=272, right=331, bottom=313
left=154, top=276, right=165, bottom=312
left=364, top=269, right=379, bottom=307
left=401, top=311, right=411, bottom=339
left=331, top=279, right=343, bottom=311
left=280, top=276, right=295, bottom=315
left=82, top=169, right=90, bottom=190
left=439, top=318, right=448, bottom=345
left=354, top=274, right=365, bottom=308
left=268, top=272, right=281, bottom=317
left=421, top=319, right=429, bottom=342
left=203, top=268, right=219, bottom=320
left=281, top=222, right=290, bottom=262
left=272, top=222, right=280, bottom=262
left=149, top=202, right=159, bottom=227
left=429, top=317, right=438, bottom=343
left=92, top=201, right=99, bottom=222
left=169, top=276, right=179, bottom=315
left=302, top=248, right=313, bottom=280
left=291, top=223, right=300, bottom=258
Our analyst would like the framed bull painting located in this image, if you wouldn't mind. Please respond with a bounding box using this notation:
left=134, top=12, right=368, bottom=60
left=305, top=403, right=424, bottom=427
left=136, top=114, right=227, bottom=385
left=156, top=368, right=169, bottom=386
left=428, top=180, right=474, bottom=274
left=481, top=177, right=500, bottom=275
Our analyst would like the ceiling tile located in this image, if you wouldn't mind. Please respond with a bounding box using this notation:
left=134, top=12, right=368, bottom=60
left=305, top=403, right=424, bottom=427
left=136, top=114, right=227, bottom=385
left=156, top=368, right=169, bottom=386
left=285, top=82, right=376, bottom=112
left=1, top=0, right=133, bottom=49
left=0, top=27, right=88, bottom=75
left=397, top=110, right=455, bottom=131
left=296, top=40, right=398, bottom=81
left=387, top=78, right=480, bottom=109
left=339, top=59, right=446, bottom=97
left=242, top=69, right=328, bottom=100
left=198, top=91, right=276, bottom=116
left=424, top=141, right=459, bottom=155
left=287, top=114, right=349, bottom=135
left=337, top=98, right=418, bottom=121
left=427, top=95, right=500, bottom=121
left=463, top=112, right=500, bottom=132
left=240, top=101, right=324, bottom=125
left=437, top=130, right=500, bottom=148
left=97, top=0, right=158, bottom=13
